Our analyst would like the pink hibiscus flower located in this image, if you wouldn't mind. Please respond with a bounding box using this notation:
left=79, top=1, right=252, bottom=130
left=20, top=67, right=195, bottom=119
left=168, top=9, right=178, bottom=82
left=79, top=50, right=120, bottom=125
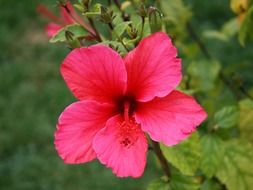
left=37, top=1, right=94, bottom=38
left=55, top=32, right=207, bottom=178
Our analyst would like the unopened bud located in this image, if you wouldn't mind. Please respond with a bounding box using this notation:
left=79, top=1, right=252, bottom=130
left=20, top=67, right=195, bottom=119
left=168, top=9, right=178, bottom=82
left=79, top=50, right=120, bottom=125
left=100, top=6, right=114, bottom=24
left=138, top=3, right=147, bottom=18
left=127, top=25, right=138, bottom=39
left=148, top=6, right=163, bottom=33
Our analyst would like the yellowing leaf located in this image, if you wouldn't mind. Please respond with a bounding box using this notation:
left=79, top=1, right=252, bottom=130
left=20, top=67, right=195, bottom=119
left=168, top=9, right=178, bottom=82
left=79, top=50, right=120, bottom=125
left=239, top=99, right=253, bottom=143
left=230, top=0, right=248, bottom=14
left=216, top=140, right=253, bottom=190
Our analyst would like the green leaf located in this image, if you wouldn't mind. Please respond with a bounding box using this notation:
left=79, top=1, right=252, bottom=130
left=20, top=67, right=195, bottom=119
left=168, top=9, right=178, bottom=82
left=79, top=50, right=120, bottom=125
left=203, top=18, right=238, bottom=42
left=170, top=172, right=200, bottom=190
left=112, top=21, right=131, bottom=39
left=201, top=179, right=223, bottom=190
left=49, top=24, right=88, bottom=43
left=200, top=134, right=224, bottom=178
left=213, top=106, right=239, bottom=129
left=100, top=41, right=127, bottom=56
left=203, top=30, right=229, bottom=42
left=161, top=133, right=200, bottom=176
left=239, top=99, right=253, bottom=143
left=123, top=37, right=139, bottom=50
left=74, top=4, right=85, bottom=12
left=239, top=6, right=253, bottom=46
left=147, top=177, right=170, bottom=190
left=221, top=18, right=239, bottom=38
left=216, top=140, right=253, bottom=190
left=187, top=60, right=221, bottom=92
left=203, top=18, right=239, bottom=42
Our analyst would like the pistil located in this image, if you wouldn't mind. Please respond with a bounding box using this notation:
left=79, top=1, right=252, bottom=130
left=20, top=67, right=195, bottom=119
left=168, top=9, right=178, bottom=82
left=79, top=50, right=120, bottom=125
left=124, top=101, right=130, bottom=124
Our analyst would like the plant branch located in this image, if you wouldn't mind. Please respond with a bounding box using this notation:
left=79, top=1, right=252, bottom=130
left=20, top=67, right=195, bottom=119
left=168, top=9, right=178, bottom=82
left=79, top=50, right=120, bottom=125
left=186, top=21, right=251, bottom=100
left=239, top=86, right=253, bottom=100
left=87, top=18, right=102, bottom=42
left=186, top=22, right=211, bottom=59
left=151, top=140, right=171, bottom=180
left=140, top=16, right=145, bottom=39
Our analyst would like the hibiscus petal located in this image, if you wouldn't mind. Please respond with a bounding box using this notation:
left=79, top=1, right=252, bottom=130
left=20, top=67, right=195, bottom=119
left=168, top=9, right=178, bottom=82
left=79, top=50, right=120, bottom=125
left=135, top=90, right=207, bottom=146
left=93, top=115, right=148, bottom=178
left=45, top=23, right=62, bottom=38
left=55, top=100, right=116, bottom=164
left=61, top=45, right=127, bottom=102
left=124, top=32, right=182, bottom=102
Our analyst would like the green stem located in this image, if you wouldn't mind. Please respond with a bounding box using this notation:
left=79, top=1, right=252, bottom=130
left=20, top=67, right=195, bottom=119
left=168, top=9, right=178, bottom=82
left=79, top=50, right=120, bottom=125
left=87, top=18, right=102, bottom=42
left=108, top=22, right=130, bottom=52
left=151, top=140, right=171, bottom=180
left=140, top=16, right=145, bottom=39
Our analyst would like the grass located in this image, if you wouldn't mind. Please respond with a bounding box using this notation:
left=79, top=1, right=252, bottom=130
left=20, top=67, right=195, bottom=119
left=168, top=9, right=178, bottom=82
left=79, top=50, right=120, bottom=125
left=0, top=0, right=159, bottom=189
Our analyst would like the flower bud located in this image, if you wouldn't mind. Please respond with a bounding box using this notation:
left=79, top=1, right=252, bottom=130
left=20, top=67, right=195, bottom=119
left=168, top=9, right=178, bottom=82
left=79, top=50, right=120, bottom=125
left=100, top=6, right=114, bottom=24
left=138, top=3, right=147, bottom=18
left=148, top=7, right=163, bottom=33
left=127, top=25, right=138, bottom=39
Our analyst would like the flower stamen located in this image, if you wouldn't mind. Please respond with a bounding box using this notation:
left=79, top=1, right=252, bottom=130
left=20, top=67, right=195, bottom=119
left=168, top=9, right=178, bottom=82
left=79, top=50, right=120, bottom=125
left=124, top=101, right=130, bottom=124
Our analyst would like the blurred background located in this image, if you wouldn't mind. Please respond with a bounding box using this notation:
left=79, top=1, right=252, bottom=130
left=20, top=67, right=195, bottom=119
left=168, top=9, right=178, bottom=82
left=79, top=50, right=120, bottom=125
left=0, top=0, right=252, bottom=189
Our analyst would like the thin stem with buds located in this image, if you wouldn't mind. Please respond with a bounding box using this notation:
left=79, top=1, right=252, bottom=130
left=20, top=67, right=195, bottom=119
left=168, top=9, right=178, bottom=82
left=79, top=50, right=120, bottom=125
left=62, top=4, right=101, bottom=42
left=186, top=21, right=253, bottom=101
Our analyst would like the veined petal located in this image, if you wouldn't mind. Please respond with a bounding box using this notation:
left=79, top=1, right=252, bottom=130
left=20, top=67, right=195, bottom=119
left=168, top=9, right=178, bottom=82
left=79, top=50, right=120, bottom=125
left=55, top=100, right=116, bottom=164
left=61, top=45, right=127, bottom=102
left=124, top=32, right=182, bottom=102
left=93, top=115, right=148, bottom=178
left=135, top=90, right=207, bottom=146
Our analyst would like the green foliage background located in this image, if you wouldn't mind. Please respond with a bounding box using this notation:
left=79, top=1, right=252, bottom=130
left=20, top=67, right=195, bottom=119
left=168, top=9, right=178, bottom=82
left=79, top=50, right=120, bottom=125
left=0, top=0, right=253, bottom=190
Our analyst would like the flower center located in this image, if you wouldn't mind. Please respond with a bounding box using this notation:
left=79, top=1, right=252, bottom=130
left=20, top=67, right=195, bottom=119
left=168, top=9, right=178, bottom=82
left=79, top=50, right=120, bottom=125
left=116, top=95, right=136, bottom=118
left=116, top=97, right=140, bottom=148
